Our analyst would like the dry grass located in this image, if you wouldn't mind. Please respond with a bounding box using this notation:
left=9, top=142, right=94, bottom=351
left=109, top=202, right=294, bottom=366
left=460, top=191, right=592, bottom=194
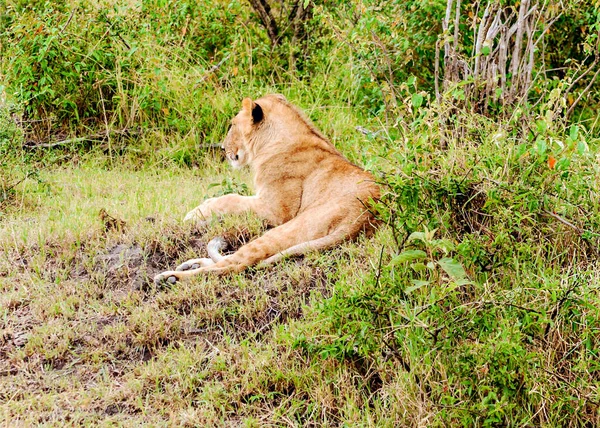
left=0, top=158, right=393, bottom=425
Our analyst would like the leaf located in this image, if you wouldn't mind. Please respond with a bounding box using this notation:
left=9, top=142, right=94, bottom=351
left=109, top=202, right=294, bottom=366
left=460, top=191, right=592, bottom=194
left=437, top=257, right=468, bottom=281
left=411, top=93, right=423, bottom=108
left=548, top=156, right=557, bottom=169
left=536, top=119, right=547, bottom=133
left=409, top=228, right=438, bottom=244
left=411, top=262, right=428, bottom=272
left=431, top=238, right=454, bottom=253
left=391, top=249, right=427, bottom=265
left=407, top=231, right=426, bottom=242
left=569, top=124, right=579, bottom=142
left=303, top=0, right=310, bottom=8
left=452, top=89, right=465, bottom=100
left=536, top=139, right=547, bottom=156
left=557, top=157, right=570, bottom=169
left=481, top=45, right=491, bottom=55
left=406, top=280, right=430, bottom=294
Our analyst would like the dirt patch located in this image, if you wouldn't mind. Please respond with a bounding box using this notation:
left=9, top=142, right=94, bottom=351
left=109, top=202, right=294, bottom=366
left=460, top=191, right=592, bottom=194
left=0, top=305, right=34, bottom=374
left=1, top=223, right=338, bottom=375
left=94, top=243, right=148, bottom=292
left=82, top=224, right=216, bottom=293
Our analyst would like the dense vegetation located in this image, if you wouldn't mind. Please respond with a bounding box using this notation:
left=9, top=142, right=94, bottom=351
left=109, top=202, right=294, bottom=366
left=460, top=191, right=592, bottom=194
left=1, top=0, right=599, bottom=425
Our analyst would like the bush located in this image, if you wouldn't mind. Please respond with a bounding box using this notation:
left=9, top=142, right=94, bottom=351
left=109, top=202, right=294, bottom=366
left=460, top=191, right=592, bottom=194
left=0, top=0, right=245, bottom=142
left=296, top=104, right=600, bottom=425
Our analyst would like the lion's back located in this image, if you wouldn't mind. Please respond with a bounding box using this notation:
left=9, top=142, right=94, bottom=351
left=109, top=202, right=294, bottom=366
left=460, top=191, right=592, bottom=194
left=250, top=94, right=380, bottom=231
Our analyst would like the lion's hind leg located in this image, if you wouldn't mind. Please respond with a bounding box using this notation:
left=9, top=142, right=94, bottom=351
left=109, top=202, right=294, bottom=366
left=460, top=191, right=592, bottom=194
left=255, top=203, right=377, bottom=267
left=257, top=228, right=349, bottom=267
left=201, top=208, right=366, bottom=273
left=154, top=207, right=372, bottom=283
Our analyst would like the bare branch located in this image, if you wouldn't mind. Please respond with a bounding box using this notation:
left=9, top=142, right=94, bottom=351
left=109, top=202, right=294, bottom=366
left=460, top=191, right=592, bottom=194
left=566, top=65, right=600, bottom=119
left=510, top=0, right=530, bottom=93
left=435, top=39, right=441, bottom=102
left=195, top=55, right=230, bottom=86
left=248, top=0, right=279, bottom=46
left=23, top=128, right=138, bottom=149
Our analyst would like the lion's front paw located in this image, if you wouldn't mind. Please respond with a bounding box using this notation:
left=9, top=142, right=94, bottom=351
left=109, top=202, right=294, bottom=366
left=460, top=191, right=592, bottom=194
left=154, top=271, right=179, bottom=285
left=183, top=208, right=204, bottom=223
left=183, top=198, right=216, bottom=223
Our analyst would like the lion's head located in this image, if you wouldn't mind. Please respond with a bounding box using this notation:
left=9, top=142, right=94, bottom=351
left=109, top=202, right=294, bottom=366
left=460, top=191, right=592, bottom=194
left=221, top=97, right=265, bottom=169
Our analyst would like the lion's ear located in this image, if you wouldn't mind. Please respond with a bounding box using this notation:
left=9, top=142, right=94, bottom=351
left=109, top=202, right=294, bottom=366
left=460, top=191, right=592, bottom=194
left=242, top=97, right=264, bottom=125
left=251, top=102, right=263, bottom=124
left=242, top=97, right=254, bottom=113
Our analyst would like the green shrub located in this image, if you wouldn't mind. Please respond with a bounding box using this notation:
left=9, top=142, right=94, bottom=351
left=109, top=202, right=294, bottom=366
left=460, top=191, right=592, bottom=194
left=0, top=0, right=245, bottom=141
left=296, top=104, right=600, bottom=425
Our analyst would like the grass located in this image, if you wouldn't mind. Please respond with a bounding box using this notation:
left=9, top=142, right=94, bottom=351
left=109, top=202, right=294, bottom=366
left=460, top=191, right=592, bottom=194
left=2, top=106, right=599, bottom=425
left=2, top=0, right=600, bottom=424
left=0, top=152, right=391, bottom=425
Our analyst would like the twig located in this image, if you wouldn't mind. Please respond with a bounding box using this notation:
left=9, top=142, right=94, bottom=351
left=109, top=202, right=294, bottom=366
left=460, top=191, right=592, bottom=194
left=195, top=55, right=230, bottom=86
left=355, top=126, right=383, bottom=138
left=435, top=39, right=441, bottom=101
left=566, top=64, right=600, bottom=119
left=116, top=32, right=131, bottom=50
left=24, top=128, right=138, bottom=149
left=543, top=210, right=583, bottom=234
left=203, top=338, right=221, bottom=354
left=60, top=8, right=76, bottom=34
left=24, top=136, right=103, bottom=148
left=374, top=244, right=385, bottom=288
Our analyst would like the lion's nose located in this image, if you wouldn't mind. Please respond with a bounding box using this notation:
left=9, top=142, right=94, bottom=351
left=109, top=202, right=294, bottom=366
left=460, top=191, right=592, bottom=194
left=233, top=154, right=239, bottom=161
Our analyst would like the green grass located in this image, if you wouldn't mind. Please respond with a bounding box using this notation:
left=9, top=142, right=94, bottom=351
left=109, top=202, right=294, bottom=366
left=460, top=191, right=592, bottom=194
left=2, top=108, right=599, bottom=425
left=2, top=0, right=600, bottom=425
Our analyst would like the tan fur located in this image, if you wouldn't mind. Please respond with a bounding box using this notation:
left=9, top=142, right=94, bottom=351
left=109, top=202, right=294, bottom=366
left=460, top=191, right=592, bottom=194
left=154, top=94, right=380, bottom=283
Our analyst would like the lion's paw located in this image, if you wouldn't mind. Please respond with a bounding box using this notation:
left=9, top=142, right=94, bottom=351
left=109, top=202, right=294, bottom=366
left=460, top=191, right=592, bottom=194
left=183, top=198, right=218, bottom=223
left=183, top=208, right=204, bottom=223
left=175, top=257, right=213, bottom=271
left=154, top=272, right=179, bottom=285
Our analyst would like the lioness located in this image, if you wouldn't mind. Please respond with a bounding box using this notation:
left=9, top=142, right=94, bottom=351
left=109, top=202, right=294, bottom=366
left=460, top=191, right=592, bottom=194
left=154, top=94, right=380, bottom=284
